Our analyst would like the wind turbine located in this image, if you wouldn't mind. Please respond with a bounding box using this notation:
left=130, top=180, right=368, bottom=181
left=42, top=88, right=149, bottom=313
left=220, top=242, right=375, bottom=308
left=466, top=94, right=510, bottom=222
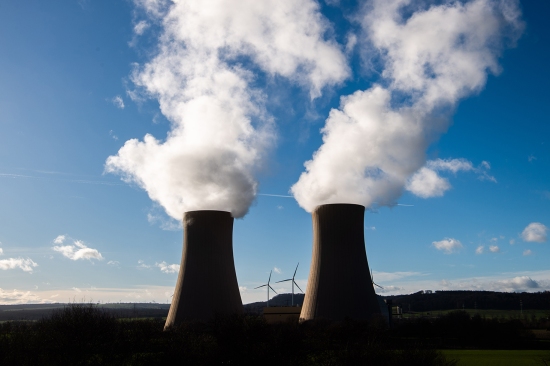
left=371, top=269, right=383, bottom=289
left=275, top=263, right=303, bottom=306
left=255, top=270, right=277, bottom=307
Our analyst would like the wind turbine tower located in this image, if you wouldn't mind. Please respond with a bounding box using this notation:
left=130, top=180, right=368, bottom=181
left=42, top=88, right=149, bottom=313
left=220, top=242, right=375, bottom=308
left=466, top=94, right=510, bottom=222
left=255, top=270, right=277, bottom=307
left=275, top=263, right=303, bottom=306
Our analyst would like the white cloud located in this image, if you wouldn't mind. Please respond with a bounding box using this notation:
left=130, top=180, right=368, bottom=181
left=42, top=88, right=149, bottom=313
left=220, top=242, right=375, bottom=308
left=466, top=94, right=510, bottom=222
left=372, top=271, right=422, bottom=282
left=239, top=286, right=247, bottom=292
left=107, top=260, right=120, bottom=266
left=108, top=0, right=349, bottom=219
left=273, top=267, right=282, bottom=274
left=112, top=95, right=125, bottom=109
left=475, top=245, right=484, bottom=254
left=523, top=249, right=532, bottom=256
left=134, top=20, right=149, bottom=35
left=52, top=239, right=103, bottom=261
left=522, top=222, right=547, bottom=243
left=291, top=0, right=519, bottom=211
left=406, top=167, right=450, bottom=198
left=510, top=239, right=516, bottom=245
left=432, top=238, right=463, bottom=254
left=0, top=288, right=47, bottom=305
left=53, top=235, right=66, bottom=244
left=72, top=287, right=82, bottom=292
left=374, top=285, right=405, bottom=294
left=494, top=276, right=539, bottom=291
left=528, top=155, right=536, bottom=162
left=156, top=261, right=180, bottom=274
left=0, top=248, right=3, bottom=256
left=489, top=245, right=500, bottom=253
left=0, top=258, right=38, bottom=273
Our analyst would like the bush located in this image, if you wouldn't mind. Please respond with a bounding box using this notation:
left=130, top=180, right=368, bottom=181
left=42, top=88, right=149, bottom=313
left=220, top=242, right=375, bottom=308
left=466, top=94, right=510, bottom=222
left=0, top=305, right=459, bottom=365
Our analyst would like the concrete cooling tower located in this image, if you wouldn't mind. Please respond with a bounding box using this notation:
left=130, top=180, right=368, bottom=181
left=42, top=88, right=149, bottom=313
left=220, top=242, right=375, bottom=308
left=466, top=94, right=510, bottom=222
left=300, top=203, right=381, bottom=322
left=165, top=210, right=243, bottom=328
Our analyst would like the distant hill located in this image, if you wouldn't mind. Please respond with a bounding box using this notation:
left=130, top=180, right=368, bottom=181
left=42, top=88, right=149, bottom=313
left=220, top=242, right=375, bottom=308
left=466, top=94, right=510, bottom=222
left=244, top=293, right=305, bottom=314
left=383, top=290, right=550, bottom=312
left=2, top=290, right=548, bottom=321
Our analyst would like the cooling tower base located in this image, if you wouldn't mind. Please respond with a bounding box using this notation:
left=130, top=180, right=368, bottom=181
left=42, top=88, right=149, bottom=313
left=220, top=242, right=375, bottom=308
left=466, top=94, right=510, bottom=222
left=165, top=210, right=243, bottom=328
left=300, top=204, right=381, bottom=322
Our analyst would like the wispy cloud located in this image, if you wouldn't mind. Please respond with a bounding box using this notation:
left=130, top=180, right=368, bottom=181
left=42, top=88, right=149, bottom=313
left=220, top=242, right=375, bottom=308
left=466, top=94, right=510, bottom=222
left=273, top=267, right=282, bottom=274
left=523, top=249, right=532, bottom=256
left=147, top=211, right=182, bottom=231
left=134, top=20, right=149, bottom=35
left=52, top=237, right=103, bottom=261
left=372, top=270, right=550, bottom=296
left=406, top=159, right=496, bottom=198
left=372, top=271, right=423, bottom=282
left=0, top=173, right=123, bottom=186
left=0, top=258, right=38, bottom=273
left=432, top=238, right=463, bottom=254
left=475, top=245, right=484, bottom=255
left=156, top=261, right=179, bottom=274
left=137, top=260, right=151, bottom=269
left=111, top=95, right=125, bottom=109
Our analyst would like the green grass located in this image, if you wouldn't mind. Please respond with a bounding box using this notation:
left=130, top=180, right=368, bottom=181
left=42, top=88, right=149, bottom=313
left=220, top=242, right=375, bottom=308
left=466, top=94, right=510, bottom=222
left=442, top=350, right=550, bottom=366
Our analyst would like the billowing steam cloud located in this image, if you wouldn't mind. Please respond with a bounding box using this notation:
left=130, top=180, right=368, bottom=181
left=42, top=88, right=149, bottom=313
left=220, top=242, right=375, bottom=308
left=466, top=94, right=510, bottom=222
left=106, top=0, right=348, bottom=218
left=292, top=0, right=523, bottom=211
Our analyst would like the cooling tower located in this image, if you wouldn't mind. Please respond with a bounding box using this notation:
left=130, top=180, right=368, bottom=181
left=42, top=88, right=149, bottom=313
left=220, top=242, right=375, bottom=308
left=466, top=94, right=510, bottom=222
left=300, top=203, right=381, bottom=322
left=164, top=210, right=243, bottom=328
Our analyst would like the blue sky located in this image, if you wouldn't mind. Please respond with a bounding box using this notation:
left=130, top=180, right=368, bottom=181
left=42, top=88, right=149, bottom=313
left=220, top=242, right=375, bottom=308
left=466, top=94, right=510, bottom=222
left=0, top=0, right=548, bottom=305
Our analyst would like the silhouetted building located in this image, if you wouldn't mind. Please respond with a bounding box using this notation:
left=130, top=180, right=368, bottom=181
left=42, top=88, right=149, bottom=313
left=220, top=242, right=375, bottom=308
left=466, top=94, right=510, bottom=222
left=300, top=203, right=381, bottom=321
left=165, top=210, right=242, bottom=328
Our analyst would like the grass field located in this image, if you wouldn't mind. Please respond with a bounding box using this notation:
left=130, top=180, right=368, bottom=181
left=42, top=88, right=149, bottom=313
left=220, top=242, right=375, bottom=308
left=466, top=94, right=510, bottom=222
left=442, top=350, right=550, bottom=366
left=402, top=309, right=550, bottom=319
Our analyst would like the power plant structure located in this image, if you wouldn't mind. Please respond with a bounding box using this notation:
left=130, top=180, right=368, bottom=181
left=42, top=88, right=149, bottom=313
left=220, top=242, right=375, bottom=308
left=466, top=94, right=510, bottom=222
left=164, top=210, right=242, bottom=328
left=300, top=203, right=381, bottom=322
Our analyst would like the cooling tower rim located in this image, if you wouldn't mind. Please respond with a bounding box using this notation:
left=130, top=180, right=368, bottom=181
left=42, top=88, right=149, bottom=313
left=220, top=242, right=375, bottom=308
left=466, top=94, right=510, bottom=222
left=183, top=209, right=232, bottom=214
left=313, top=203, right=365, bottom=211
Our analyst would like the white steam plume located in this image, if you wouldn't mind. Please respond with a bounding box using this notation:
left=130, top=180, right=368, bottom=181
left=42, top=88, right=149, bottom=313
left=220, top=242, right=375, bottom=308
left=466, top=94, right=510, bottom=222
left=292, top=0, right=522, bottom=211
left=106, top=0, right=348, bottom=219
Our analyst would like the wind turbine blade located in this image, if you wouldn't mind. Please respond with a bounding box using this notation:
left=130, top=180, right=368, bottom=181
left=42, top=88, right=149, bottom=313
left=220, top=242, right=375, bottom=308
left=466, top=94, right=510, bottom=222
left=268, top=270, right=272, bottom=284
left=254, top=284, right=267, bottom=289
left=269, top=285, right=277, bottom=294
left=373, top=282, right=383, bottom=289
left=293, top=281, right=303, bottom=293
left=293, top=263, right=299, bottom=278
left=275, top=279, right=292, bottom=283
